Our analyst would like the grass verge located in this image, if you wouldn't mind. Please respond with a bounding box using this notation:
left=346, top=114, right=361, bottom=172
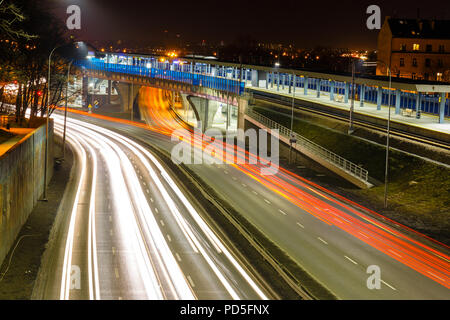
left=253, top=104, right=450, bottom=244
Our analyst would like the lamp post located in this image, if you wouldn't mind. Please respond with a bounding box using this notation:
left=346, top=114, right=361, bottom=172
left=42, top=45, right=60, bottom=201
left=289, top=71, right=296, bottom=164
left=348, top=60, right=355, bottom=135
left=374, top=60, right=392, bottom=208
left=363, top=60, right=392, bottom=208
left=43, top=41, right=86, bottom=200
left=62, top=60, right=73, bottom=161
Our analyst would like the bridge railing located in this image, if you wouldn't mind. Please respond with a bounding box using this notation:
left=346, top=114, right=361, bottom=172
left=74, top=59, right=245, bottom=95
left=246, top=108, right=369, bottom=182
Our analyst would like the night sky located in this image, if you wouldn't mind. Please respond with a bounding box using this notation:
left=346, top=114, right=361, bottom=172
left=46, top=0, right=448, bottom=49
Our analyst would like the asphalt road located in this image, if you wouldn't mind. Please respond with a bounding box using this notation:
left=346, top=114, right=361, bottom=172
left=36, top=86, right=449, bottom=300
left=32, top=112, right=269, bottom=300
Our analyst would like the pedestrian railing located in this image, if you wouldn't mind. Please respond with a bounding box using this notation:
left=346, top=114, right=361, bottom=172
left=74, top=59, right=245, bottom=95
left=246, top=108, right=369, bottom=182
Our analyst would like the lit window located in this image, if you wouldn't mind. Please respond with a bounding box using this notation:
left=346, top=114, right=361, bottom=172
left=413, top=44, right=420, bottom=51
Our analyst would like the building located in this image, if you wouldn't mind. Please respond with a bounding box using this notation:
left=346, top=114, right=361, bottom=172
left=377, top=17, right=450, bottom=82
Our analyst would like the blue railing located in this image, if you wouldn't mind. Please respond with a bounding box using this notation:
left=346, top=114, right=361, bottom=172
left=74, top=59, right=245, bottom=95
left=264, top=75, right=449, bottom=116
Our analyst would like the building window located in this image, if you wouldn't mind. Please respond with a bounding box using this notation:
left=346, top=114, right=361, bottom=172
left=426, top=44, right=432, bottom=52
left=438, top=45, right=445, bottom=53
left=400, top=58, right=405, bottom=66
left=412, top=58, right=417, bottom=67
left=413, top=43, right=420, bottom=51
left=425, top=58, right=431, bottom=67
left=438, top=59, right=443, bottom=67
left=400, top=44, right=406, bottom=51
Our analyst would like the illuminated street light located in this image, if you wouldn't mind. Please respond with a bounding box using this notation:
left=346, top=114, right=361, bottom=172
left=44, top=41, right=87, bottom=200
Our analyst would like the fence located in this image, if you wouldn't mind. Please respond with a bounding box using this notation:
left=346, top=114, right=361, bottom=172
left=246, top=108, right=369, bottom=182
left=74, top=59, right=245, bottom=95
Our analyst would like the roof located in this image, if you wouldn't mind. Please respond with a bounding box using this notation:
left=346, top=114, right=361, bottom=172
left=388, top=18, right=450, bottom=39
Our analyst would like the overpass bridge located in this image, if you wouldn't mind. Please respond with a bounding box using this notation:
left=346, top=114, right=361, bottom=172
left=77, top=51, right=450, bottom=125
left=72, top=52, right=450, bottom=188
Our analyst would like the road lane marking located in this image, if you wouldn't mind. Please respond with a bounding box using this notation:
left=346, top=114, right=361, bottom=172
left=252, top=190, right=258, bottom=195
left=264, top=199, right=271, bottom=204
left=296, top=222, right=304, bottom=228
left=112, top=247, right=116, bottom=255
left=175, top=253, right=182, bottom=262
left=114, top=268, right=120, bottom=279
left=187, top=275, right=195, bottom=288
left=427, top=271, right=445, bottom=282
left=278, top=209, right=287, bottom=216
left=242, top=183, right=247, bottom=187
left=388, top=249, right=402, bottom=258
left=224, top=170, right=229, bottom=174
left=359, top=232, right=369, bottom=239
left=232, top=177, right=237, bottom=181
left=167, top=234, right=172, bottom=242
left=155, top=207, right=159, bottom=214
left=160, top=219, right=165, bottom=226
left=150, top=197, right=154, bottom=203
left=381, top=279, right=396, bottom=291
left=110, top=229, right=113, bottom=236
left=109, top=215, right=112, bottom=222
left=146, top=189, right=150, bottom=194
left=317, top=237, right=328, bottom=245
left=344, top=255, right=358, bottom=265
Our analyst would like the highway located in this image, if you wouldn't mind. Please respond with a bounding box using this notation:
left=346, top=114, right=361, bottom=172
left=38, top=86, right=450, bottom=300
left=32, top=111, right=269, bottom=300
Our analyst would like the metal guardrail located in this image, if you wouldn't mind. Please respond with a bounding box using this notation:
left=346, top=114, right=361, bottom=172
left=247, top=109, right=369, bottom=182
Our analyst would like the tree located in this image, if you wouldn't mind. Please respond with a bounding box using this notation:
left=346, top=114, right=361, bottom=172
left=0, top=0, right=35, bottom=40
left=0, top=0, right=68, bottom=123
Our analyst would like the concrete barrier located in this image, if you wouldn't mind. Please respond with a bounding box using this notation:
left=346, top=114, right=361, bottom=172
left=0, top=122, right=54, bottom=266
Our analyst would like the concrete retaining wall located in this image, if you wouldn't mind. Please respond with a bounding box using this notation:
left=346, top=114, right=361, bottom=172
left=0, top=122, right=54, bottom=266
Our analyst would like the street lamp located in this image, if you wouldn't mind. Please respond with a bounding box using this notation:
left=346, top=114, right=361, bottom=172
left=348, top=60, right=356, bottom=135
left=42, top=45, right=60, bottom=201
left=43, top=41, right=87, bottom=200
left=366, top=60, right=392, bottom=208
left=289, top=71, right=296, bottom=164
left=62, top=60, right=73, bottom=160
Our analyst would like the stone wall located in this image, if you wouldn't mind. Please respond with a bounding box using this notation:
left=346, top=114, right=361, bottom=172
left=0, top=122, right=54, bottom=266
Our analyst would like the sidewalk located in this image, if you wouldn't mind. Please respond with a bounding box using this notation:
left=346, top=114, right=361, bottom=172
left=247, top=83, right=450, bottom=136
